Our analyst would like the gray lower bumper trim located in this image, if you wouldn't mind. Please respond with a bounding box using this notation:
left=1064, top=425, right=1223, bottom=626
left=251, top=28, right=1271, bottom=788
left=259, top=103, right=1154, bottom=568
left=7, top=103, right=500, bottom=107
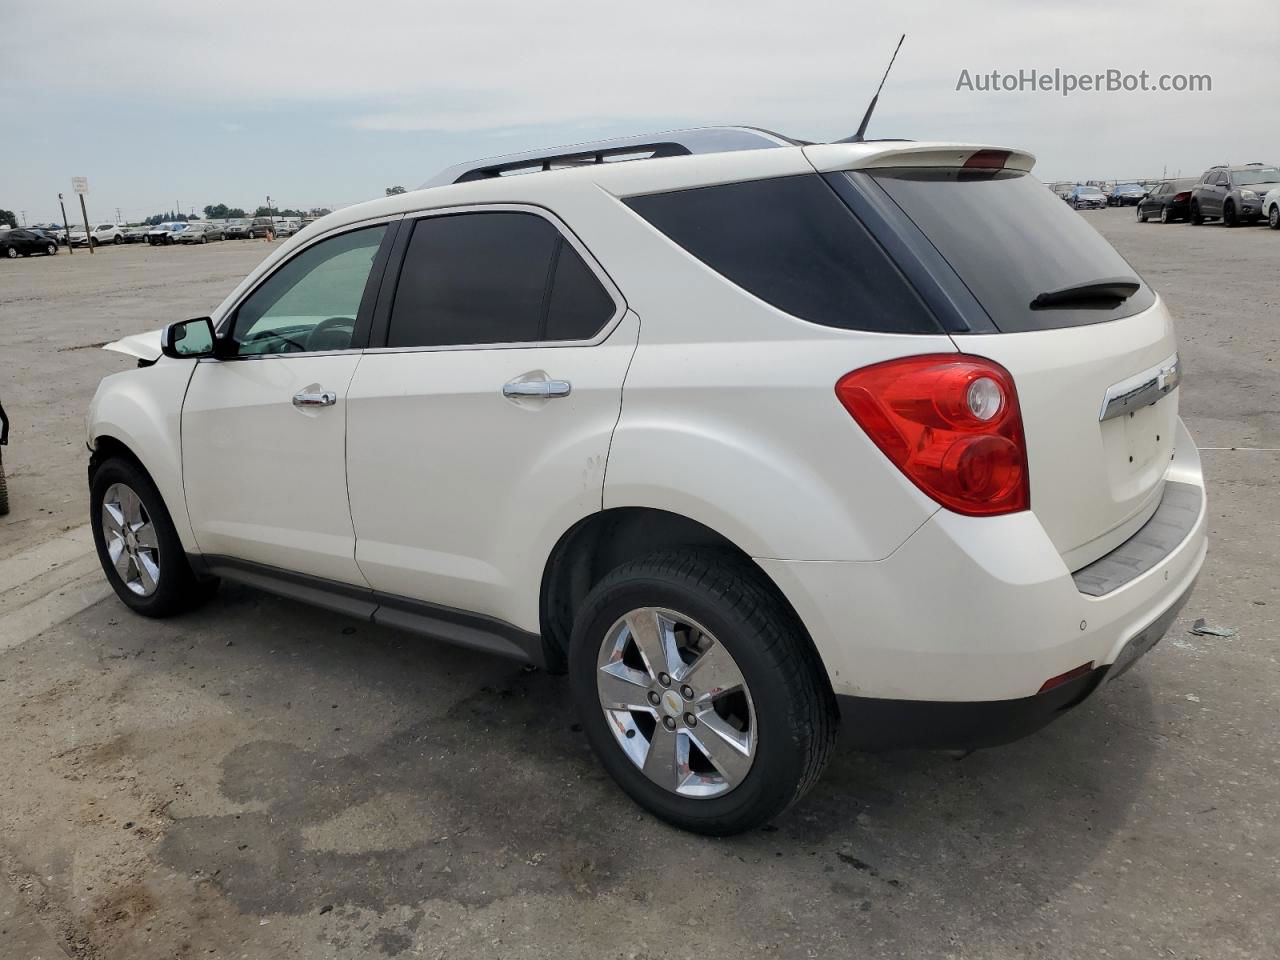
left=1072, top=481, right=1202, bottom=597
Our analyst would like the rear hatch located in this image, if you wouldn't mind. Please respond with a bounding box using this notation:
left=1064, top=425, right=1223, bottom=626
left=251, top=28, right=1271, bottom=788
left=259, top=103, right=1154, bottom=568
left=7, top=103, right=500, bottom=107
left=861, top=164, right=1178, bottom=569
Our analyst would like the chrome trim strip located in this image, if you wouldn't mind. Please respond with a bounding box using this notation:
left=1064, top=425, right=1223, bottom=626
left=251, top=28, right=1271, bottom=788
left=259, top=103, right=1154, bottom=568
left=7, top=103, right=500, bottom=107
left=1099, top=352, right=1180, bottom=422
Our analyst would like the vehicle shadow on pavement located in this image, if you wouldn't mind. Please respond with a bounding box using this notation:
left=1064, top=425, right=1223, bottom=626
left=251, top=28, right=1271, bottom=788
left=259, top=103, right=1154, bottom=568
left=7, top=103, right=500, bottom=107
left=147, top=581, right=1157, bottom=934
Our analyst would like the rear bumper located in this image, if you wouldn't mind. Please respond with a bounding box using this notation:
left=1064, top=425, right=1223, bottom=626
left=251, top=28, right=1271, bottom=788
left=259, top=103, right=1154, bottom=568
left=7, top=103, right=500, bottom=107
left=834, top=573, right=1195, bottom=750
left=757, top=416, right=1206, bottom=721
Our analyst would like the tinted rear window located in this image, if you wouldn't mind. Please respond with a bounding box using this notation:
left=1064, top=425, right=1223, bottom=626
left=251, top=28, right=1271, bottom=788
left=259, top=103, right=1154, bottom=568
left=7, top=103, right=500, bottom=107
left=870, top=168, right=1154, bottom=332
left=387, top=211, right=616, bottom=348
left=625, top=175, right=939, bottom=334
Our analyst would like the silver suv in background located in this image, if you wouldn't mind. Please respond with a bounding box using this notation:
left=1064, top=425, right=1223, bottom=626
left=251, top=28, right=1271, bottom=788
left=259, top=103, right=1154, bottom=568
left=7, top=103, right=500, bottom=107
left=1190, top=163, right=1280, bottom=226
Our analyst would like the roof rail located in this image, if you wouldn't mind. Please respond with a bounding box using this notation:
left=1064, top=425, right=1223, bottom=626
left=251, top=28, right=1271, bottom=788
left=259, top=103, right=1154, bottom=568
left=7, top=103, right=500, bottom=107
left=419, top=126, right=802, bottom=189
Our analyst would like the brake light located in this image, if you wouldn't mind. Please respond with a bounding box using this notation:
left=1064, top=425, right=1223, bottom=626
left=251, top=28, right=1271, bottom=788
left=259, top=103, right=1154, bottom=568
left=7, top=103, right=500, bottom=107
left=963, top=149, right=1011, bottom=169
left=1173, top=191, right=1191, bottom=202
left=835, top=355, right=1029, bottom=516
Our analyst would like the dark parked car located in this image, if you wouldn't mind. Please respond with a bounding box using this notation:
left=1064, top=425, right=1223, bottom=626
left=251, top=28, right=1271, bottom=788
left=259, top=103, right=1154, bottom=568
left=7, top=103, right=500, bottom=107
left=1108, top=183, right=1146, bottom=206
left=1068, top=185, right=1107, bottom=210
left=223, top=219, right=251, bottom=239
left=1, top=228, right=60, bottom=259
left=1136, top=178, right=1198, bottom=223
left=247, top=217, right=276, bottom=239
left=1190, top=163, right=1280, bottom=226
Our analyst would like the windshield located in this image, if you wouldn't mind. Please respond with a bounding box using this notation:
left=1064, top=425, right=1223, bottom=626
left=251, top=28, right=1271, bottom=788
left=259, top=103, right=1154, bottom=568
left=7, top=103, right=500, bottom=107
left=95, top=224, right=113, bottom=230
left=1234, top=167, right=1280, bottom=186
left=868, top=168, right=1154, bottom=332
left=1078, top=187, right=1104, bottom=196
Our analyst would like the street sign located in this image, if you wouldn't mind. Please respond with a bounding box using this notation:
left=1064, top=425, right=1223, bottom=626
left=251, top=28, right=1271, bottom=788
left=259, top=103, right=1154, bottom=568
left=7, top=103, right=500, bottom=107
left=71, top=177, right=89, bottom=195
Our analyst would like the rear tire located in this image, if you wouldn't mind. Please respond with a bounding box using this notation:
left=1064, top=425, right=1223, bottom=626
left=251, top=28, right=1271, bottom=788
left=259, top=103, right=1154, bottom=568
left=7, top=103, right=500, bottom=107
left=90, top=456, right=218, bottom=617
left=569, top=550, right=836, bottom=836
left=0, top=452, right=8, bottom=516
left=6, top=246, right=18, bottom=259
left=1159, top=206, right=1171, bottom=223
left=1269, top=205, right=1280, bottom=230
left=1136, top=206, right=1148, bottom=222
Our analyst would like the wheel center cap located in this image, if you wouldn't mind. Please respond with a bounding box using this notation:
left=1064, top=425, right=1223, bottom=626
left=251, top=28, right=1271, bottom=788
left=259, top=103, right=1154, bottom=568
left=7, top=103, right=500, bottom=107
left=660, top=689, right=683, bottom=718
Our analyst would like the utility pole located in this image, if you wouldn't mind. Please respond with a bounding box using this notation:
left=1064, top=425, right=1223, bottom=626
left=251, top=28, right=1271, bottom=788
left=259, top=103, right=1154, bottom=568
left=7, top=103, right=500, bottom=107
left=58, top=193, right=73, bottom=255
left=19, top=211, right=26, bottom=226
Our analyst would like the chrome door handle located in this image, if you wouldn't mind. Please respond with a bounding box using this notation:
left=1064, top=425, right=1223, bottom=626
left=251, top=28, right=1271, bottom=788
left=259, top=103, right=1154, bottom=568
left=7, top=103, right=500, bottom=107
left=503, top=379, right=572, bottom=399
left=292, top=389, right=337, bottom=407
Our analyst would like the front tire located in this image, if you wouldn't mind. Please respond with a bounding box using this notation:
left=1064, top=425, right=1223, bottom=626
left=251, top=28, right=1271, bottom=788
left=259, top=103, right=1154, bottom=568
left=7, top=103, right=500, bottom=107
left=1136, top=206, right=1148, bottom=222
left=1223, top=200, right=1238, bottom=227
left=6, top=246, right=18, bottom=259
left=90, top=457, right=217, bottom=617
left=1190, top=201, right=1203, bottom=225
left=1269, top=206, right=1280, bottom=230
left=45, top=242, right=58, bottom=255
left=569, top=551, right=836, bottom=835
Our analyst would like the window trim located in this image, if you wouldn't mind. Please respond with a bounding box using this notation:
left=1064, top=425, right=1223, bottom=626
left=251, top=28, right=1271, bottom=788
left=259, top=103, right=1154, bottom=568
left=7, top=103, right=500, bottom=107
left=212, top=215, right=403, bottom=361
left=365, top=202, right=626, bottom=354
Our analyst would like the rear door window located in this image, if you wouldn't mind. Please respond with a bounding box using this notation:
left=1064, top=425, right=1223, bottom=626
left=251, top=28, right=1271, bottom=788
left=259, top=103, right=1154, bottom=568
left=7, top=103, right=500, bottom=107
left=387, top=211, right=616, bottom=348
left=625, top=175, right=940, bottom=334
left=865, top=168, right=1155, bottom=332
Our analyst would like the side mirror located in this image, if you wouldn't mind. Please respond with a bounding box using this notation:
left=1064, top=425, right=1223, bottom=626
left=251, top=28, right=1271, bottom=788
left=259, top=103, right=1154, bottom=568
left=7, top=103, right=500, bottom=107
left=161, top=317, right=217, bottom=359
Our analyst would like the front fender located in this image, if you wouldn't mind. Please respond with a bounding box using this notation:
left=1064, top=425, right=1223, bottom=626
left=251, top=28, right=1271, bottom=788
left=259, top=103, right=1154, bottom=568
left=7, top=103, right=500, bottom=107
left=88, top=359, right=197, bottom=551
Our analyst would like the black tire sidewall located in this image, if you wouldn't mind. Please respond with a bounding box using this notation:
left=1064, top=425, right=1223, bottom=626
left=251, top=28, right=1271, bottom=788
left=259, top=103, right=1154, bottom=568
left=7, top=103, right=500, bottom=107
left=569, top=559, right=822, bottom=834
left=90, top=457, right=199, bottom=617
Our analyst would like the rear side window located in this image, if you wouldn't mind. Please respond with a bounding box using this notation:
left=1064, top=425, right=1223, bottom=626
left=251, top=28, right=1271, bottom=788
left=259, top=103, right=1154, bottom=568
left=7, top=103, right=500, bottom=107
left=387, top=211, right=616, bottom=348
left=868, top=168, right=1155, bottom=332
left=624, top=175, right=939, bottom=334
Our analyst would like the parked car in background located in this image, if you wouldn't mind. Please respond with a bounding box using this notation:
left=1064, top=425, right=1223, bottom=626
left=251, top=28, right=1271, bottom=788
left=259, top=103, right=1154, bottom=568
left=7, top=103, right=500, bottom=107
left=1069, top=185, right=1107, bottom=209
left=122, top=225, right=150, bottom=243
left=71, top=223, right=126, bottom=247
left=273, top=220, right=299, bottom=238
left=1, top=228, right=60, bottom=258
left=1049, top=182, right=1074, bottom=201
left=223, top=219, right=251, bottom=239
left=1190, top=163, right=1280, bottom=226
left=1262, top=188, right=1280, bottom=230
left=1109, top=183, right=1146, bottom=206
left=1136, top=178, right=1198, bottom=223
left=148, top=223, right=179, bottom=245
left=86, top=128, right=1206, bottom=835
left=176, top=222, right=223, bottom=244
left=247, top=217, right=276, bottom=239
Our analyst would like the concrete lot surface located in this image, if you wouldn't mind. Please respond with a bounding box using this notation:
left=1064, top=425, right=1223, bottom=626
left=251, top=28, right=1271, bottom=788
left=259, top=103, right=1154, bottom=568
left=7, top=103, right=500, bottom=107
left=1, top=217, right=1277, bottom=959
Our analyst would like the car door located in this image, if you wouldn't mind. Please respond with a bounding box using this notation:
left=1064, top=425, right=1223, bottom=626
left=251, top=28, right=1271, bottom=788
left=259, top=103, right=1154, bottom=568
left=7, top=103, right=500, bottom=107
left=345, top=207, right=638, bottom=629
left=1205, top=171, right=1225, bottom=216
left=182, top=220, right=396, bottom=585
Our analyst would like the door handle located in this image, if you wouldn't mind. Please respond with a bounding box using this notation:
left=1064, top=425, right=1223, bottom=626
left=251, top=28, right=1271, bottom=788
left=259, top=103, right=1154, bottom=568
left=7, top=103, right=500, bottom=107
left=292, top=389, right=337, bottom=407
left=503, top=379, right=572, bottom=399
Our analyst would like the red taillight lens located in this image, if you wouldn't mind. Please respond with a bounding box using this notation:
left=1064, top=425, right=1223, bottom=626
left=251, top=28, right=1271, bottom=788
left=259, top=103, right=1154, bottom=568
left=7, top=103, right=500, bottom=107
left=835, top=355, right=1030, bottom=516
left=1173, top=191, right=1191, bottom=202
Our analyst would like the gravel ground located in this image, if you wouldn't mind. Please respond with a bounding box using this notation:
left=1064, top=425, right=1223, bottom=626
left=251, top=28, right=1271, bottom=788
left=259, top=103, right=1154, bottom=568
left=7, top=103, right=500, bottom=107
left=0, top=213, right=1277, bottom=959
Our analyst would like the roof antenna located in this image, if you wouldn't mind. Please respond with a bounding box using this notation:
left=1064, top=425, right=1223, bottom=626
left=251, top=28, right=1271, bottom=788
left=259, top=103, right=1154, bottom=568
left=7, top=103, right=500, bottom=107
left=839, top=33, right=906, bottom=143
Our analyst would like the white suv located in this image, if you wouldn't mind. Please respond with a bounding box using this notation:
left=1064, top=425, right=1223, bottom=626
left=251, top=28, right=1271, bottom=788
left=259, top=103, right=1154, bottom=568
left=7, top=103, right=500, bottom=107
left=87, top=128, right=1207, bottom=835
left=71, top=223, right=126, bottom=247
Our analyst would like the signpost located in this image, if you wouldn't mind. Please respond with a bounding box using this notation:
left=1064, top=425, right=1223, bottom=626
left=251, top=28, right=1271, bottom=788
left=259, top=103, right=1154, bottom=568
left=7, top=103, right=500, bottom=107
left=57, top=193, right=73, bottom=255
left=72, top=177, right=92, bottom=254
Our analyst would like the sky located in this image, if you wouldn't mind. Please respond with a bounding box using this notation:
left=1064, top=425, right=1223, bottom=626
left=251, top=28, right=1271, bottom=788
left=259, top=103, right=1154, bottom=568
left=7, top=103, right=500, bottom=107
left=3, top=0, right=1278, bottom=226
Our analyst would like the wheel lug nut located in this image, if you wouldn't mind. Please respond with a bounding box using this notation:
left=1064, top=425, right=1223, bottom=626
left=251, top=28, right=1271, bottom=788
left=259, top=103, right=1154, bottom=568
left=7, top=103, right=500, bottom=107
left=657, top=672, right=671, bottom=687
left=680, top=685, right=695, bottom=700
left=684, top=713, right=697, bottom=727
left=662, top=716, right=677, bottom=731
left=647, top=690, right=661, bottom=706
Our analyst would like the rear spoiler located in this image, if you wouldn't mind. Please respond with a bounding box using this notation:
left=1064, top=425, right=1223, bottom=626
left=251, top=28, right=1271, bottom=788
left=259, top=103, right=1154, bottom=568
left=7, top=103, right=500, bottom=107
left=803, top=142, right=1036, bottom=175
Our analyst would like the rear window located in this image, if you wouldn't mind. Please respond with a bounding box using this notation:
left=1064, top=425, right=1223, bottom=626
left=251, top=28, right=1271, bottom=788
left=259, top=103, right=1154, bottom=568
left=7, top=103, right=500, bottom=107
left=869, top=168, right=1154, bottom=332
left=624, top=175, right=939, bottom=334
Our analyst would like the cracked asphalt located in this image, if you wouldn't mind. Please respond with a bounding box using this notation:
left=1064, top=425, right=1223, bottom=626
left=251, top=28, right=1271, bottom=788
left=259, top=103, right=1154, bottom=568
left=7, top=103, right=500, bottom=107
left=1, top=214, right=1277, bottom=959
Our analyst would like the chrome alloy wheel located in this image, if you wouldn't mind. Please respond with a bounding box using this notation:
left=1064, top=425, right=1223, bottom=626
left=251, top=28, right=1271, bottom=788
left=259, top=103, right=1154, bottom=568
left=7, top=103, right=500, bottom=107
left=100, top=482, right=161, bottom=596
left=596, top=607, right=756, bottom=798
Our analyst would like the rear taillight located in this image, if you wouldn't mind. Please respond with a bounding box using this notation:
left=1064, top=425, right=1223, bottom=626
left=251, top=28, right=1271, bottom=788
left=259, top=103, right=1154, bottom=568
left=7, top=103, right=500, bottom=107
left=835, top=355, right=1030, bottom=517
left=1173, top=191, right=1191, bottom=202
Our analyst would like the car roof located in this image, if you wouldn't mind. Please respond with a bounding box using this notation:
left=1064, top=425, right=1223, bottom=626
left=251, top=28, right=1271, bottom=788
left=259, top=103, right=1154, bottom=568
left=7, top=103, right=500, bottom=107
left=300, top=128, right=1034, bottom=240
